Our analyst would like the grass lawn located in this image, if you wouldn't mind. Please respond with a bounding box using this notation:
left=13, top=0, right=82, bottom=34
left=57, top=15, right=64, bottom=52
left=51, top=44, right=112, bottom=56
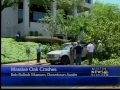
left=1, top=38, right=60, bottom=64
left=1, top=38, right=38, bottom=64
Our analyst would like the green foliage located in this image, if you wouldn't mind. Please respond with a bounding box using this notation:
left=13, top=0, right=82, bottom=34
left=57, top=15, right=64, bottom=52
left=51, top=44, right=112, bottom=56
left=83, top=3, right=120, bottom=59
left=1, top=38, right=37, bottom=63
left=60, top=3, right=120, bottom=59
left=41, top=2, right=120, bottom=54
left=82, top=58, right=120, bottom=65
left=2, top=38, right=120, bottom=65
left=30, top=0, right=85, bottom=13
left=30, top=0, right=51, bottom=12
left=1, top=38, right=60, bottom=64
left=55, top=3, right=120, bottom=59
left=57, top=0, right=85, bottom=14
left=1, top=0, right=20, bottom=11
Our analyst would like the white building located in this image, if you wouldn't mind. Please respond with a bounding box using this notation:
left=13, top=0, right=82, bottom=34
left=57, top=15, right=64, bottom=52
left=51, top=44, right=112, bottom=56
left=1, top=0, right=93, bottom=37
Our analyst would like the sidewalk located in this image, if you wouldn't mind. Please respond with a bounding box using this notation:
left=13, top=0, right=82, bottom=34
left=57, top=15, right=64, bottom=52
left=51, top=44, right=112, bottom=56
left=3, top=59, right=50, bottom=65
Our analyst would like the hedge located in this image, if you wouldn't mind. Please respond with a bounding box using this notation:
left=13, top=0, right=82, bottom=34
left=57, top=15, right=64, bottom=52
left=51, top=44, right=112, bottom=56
left=1, top=38, right=60, bottom=64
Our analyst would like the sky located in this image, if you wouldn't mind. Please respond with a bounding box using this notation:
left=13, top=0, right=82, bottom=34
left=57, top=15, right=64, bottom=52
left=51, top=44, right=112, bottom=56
left=93, top=0, right=120, bottom=8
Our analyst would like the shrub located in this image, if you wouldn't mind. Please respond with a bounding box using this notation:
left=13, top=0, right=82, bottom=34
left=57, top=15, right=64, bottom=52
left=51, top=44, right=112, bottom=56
left=1, top=38, right=61, bottom=64
left=34, top=31, right=39, bottom=36
left=29, top=31, right=34, bottom=36
left=82, top=58, right=120, bottom=65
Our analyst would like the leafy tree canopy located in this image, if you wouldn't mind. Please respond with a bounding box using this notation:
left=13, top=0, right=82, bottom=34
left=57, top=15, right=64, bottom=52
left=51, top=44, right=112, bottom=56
left=1, top=0, right=20, bottom=11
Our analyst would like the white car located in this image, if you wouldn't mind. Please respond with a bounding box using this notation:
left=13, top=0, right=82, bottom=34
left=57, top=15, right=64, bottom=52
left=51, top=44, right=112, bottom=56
left=46, top=42, right=87, bottom=65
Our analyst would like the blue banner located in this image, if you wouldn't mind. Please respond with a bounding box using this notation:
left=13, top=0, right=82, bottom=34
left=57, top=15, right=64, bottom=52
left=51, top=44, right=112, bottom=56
left=1, top=65, right=120, bottom=86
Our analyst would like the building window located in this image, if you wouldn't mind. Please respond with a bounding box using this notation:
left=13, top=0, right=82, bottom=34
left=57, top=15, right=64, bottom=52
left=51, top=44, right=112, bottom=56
left=18, top=2, right=48, bottom=23
left=30, top=4, right=47, bottom=22
left=18, top=2, right=23, bottom=23
left=18, top=9, right=23, bottom=23
left=86, top=0, right=91, bottom=4
left=32, top=11, right=47, bottom=22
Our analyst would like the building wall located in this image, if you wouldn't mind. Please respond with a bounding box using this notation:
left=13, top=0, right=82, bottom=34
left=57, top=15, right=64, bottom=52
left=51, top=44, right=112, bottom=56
left=1, top=5, right=18, bottom=37
left=30, top=22, right=50, bottom=36
left=1, top=5, right=51, bottom=37
left=14, top=23, right=24, bottom=36
left=14, top=22, right=51, bottom=37
left=1, top=7, right=50, bottom=37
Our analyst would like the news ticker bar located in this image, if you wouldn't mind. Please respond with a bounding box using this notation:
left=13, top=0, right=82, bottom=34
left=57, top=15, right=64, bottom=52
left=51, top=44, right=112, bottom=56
left=2, top=65, right=120, bottom=76
left=1, top=65, right=120, bottom=86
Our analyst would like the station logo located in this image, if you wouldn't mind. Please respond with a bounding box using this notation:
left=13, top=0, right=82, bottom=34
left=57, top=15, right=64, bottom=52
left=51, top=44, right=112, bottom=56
left=91, top=67, right=109, bottom=76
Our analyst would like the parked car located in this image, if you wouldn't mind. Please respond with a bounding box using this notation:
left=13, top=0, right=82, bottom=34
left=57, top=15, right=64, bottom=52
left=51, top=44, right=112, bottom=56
left=46, top=42, right=87, bottom=65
